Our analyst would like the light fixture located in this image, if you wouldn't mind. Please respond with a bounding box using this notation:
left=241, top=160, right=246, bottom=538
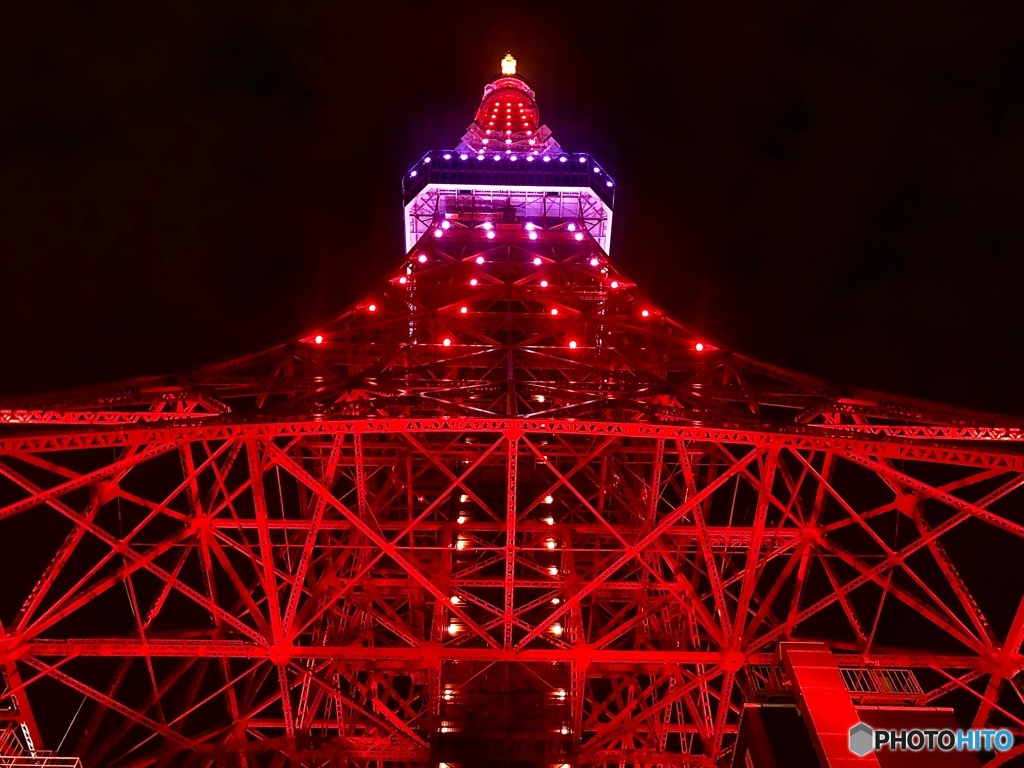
left=559, top=156, right=568, bottom=163
left=418, top=254, right=427, bottom=263
left=460, top=306, right=468, bottom=314
left=545, top=539, right=556, bottom=550
left=695, top=342, right=705, bottom=352
left=590, top=257, right=600, bottom=267
left=486, top=231, right=495, bottom=239
left=551, top=596, right=561, bottom=604
left=578, top=156, right=586, bottom=163
left=450, top=595, right=460, bottom=605
left=368, top=304, right=377, bottom=312
left=470, top=278, right=478, bottom=286
left=525, top=223, right=535, bottom=231
left=548, top=565, right=559, bottom=576
left=528, top=231, right=537, bottom=240
left=456, top=536, right=469, bottom=550
left=441, top=220, right=451, bottom=230
left=535, top=394, right=546, bottom=403
left=448, top=622, right=460, bottom=636
left=459, top=494, right=469, bottom=503
left=476, top=255, right=485, bottom=264
left=313, top=335, right=324, bottom=344
left=610, top=280, right=618, bottom=288
left=434, top=229, right=444, bottom=238
left=533, top=257, right=542, bottom=265
left=540, top=280, right=548, bottom=288
left=567, top=223, right=576, bottom=232
left=460, top=153, right=468, bottom=160
left=551, top=622, right=564, bottom=635
left=641, top=309, right=650, bottom=318
left=544, top=495, right=554, bottom=504
left=457, top=515, right=467, bottom=525
left=399, top=276, right=407, bottom=284
left=544, top=515, right=554, bottom=525
left=568, top=340, right=578, bottom=349
left=550, top=308, right=558, bottom=316
left=443, top=153, right=451, bottom=160
left=410, top=170, right=417, bottom=177
left=442, top=338, right=452, bottom=347
left=575, top=232, right=584, bottom=241
left=543, top=156, right=551, bottom=163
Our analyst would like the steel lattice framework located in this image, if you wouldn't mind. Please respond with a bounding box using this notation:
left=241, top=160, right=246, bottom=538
left=2, top=57, right=1024, bottom=768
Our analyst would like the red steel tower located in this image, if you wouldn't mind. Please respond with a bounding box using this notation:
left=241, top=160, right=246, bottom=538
left=1, top=54, right=1023, bottom=768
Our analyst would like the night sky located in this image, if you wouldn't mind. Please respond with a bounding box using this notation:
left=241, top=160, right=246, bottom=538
left=4, top=3, right=1024, bottom=415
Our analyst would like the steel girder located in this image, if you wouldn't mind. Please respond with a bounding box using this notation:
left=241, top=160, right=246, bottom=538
left=1, top=228, right=1023, bottom=767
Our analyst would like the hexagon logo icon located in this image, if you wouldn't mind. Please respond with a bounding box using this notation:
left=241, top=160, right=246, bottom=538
left=849, top=722, right=874, bottom=756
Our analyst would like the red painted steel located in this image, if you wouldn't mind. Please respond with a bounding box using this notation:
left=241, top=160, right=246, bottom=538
left=0, top=62, right=1022, bottom=768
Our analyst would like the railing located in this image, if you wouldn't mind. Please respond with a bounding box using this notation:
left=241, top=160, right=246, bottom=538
left=744, top=664, right=923, bottom=703
left=0, top=728, right=81, bottom=768
left=841, top=666, right=923, bottom=701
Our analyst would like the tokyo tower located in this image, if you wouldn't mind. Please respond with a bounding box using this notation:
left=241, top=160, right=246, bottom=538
left=1, top=53, right=1024, bottom=768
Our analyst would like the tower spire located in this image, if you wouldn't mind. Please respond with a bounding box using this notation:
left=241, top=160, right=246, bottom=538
left=401, top=63, right=615, bottom=253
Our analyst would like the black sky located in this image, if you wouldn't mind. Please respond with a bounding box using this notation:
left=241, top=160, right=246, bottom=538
left=3, top=2, right=1024, bottom=414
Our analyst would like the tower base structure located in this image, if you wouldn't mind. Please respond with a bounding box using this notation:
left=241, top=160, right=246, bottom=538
left=0, top=55, right=1023, bottom=768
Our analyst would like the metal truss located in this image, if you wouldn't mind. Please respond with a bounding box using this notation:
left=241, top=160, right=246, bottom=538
left=1, top=225, right=1024, bottom=767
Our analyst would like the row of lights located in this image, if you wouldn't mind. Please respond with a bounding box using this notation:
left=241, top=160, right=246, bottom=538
left=409, top=153, right=614, bottom=188
left=316, top=328, right=705, bottom=353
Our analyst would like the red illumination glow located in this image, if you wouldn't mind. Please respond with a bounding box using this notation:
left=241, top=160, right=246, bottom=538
left=8, top=64, right=1016, bottom=768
